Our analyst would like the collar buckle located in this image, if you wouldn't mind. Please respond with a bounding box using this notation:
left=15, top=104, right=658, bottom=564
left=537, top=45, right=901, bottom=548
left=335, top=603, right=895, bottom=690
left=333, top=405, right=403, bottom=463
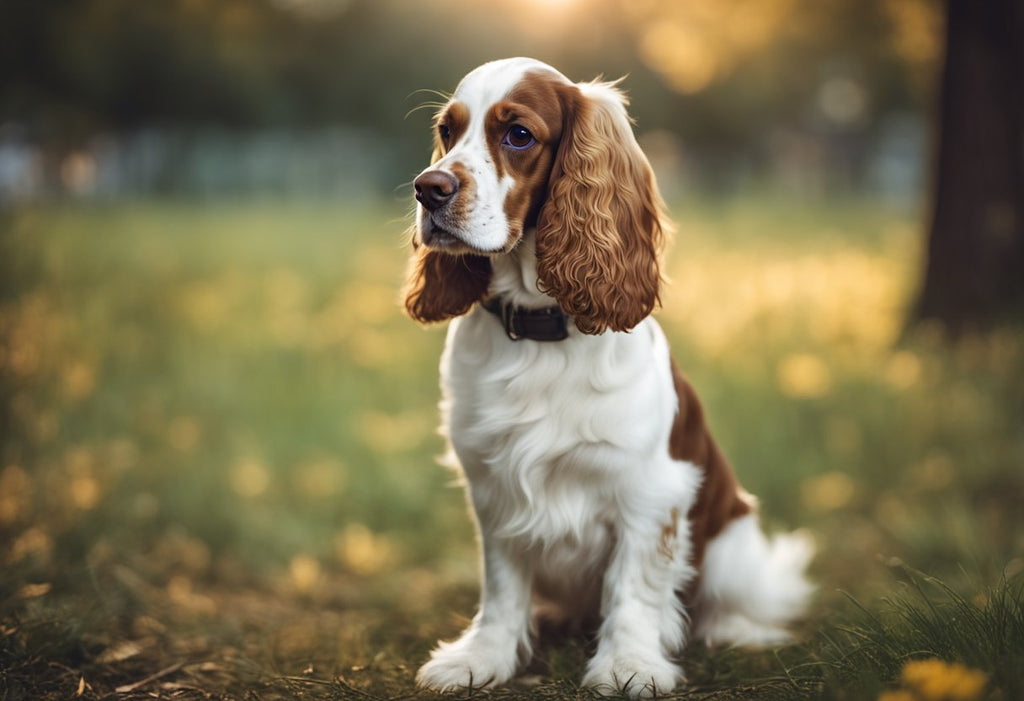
left=501, top=302, right=522, bottom=341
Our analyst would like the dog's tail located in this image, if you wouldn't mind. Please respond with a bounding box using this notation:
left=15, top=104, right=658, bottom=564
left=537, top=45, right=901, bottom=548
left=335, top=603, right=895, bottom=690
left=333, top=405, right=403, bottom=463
left=690, top=514, right=815, bottom=647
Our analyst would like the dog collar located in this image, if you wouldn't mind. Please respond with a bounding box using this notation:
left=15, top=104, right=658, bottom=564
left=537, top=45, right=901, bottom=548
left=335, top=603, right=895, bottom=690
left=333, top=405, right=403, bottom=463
left=481, top=297, right=570, bottom=342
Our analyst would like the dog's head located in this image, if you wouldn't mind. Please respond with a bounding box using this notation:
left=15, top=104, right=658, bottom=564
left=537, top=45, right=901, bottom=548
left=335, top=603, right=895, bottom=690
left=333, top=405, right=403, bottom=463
left=404, top=57, right=668, bottom=334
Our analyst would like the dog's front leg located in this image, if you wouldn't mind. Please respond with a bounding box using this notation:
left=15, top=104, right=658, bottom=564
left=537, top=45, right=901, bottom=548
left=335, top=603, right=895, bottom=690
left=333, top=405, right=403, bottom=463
left=582, top=510, right=692, bottom=698
left=416, top=535, right=532, bottom=692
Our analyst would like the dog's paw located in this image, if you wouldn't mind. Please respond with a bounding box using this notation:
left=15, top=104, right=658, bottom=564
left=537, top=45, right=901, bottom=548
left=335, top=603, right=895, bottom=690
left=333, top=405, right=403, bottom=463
left=416, top=636, right=518, bottom=692
left=582, top=652, right=683, bottom=699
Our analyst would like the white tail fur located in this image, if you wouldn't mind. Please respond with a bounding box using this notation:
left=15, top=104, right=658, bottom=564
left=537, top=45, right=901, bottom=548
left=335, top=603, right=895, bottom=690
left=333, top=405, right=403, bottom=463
left=691, top=514, right=815, bottom=647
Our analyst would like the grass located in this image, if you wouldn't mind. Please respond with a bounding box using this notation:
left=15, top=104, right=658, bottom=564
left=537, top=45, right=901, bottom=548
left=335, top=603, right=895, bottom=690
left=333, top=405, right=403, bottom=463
left=0, top=194, right=1021, bottom=699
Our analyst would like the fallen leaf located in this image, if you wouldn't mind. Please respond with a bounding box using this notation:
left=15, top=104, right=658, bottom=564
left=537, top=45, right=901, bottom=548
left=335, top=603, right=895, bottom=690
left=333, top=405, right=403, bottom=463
left=18, top=582, right=51, bottom=598
left=95, top=640, right=145, bottom=664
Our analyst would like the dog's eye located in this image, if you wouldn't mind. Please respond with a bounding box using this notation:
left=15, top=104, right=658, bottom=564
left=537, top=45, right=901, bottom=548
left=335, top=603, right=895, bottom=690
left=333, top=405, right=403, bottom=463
left=438, top=124, right=450, bottom=142
left=502, top=125, right=535, bottom=151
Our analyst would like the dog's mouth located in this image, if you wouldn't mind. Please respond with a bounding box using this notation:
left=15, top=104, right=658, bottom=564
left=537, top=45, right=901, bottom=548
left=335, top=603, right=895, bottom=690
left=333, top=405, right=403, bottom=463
left=424, top=224, right=460, bottom=248
left=420, top=215, right=475, bottom=253
left=419, top=210, right=517, bottom=256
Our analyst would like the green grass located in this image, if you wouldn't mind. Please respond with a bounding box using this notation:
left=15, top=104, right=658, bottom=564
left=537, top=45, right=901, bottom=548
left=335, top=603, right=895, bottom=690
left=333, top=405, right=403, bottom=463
left=1, top=195, right=1021, bottom=700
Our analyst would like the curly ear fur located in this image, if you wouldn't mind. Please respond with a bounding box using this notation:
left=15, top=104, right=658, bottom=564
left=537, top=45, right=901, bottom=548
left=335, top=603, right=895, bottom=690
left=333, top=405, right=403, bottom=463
left=403, top=245, right=492, bottom=324
left=536, top=82, right=668, bottom=335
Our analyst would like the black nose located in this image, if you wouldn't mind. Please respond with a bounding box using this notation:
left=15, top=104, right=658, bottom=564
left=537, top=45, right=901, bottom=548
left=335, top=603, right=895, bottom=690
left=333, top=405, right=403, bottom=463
left=414, top=170, right=459, bottom=211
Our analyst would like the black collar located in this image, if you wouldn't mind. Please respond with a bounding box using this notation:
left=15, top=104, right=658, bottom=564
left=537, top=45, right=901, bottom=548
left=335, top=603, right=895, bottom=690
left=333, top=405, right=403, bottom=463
left=481, top=297, right=570, bottom=342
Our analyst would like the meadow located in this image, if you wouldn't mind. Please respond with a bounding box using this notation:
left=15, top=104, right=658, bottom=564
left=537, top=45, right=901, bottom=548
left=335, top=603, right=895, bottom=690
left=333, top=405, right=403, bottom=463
left=1, top=195, right=1021, bottom=700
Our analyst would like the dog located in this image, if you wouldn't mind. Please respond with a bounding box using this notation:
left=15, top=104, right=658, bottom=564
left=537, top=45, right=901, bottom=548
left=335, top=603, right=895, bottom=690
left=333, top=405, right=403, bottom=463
left=403, top=57, right=813, bottom=697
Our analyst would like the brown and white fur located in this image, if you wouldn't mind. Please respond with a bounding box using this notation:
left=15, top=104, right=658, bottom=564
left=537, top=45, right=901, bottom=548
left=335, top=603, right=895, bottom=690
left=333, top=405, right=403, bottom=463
left=404, top=57, right=813, bottom=698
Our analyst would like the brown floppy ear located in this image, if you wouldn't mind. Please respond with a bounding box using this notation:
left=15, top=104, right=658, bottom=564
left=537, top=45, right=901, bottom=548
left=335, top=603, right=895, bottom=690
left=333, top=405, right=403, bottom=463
left=403, top=244, right=492, bottom=324
left=536, top=81, right=668, bottom=334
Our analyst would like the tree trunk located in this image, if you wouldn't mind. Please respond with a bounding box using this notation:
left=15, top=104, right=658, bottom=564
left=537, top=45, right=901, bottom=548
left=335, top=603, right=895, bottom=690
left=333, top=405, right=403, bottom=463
left=912, top=0, right=1024, bottom=333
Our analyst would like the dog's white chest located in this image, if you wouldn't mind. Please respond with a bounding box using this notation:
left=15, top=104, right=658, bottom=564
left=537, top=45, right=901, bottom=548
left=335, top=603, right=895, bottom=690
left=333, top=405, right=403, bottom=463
left=439, top=311, right=677, bottom=546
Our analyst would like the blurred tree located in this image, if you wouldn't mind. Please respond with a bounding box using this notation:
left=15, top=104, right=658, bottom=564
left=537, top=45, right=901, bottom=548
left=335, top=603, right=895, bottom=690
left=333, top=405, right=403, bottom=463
left=0, top=0, right=286, bottom=134
left=912, top=0, right=1024, bottom=332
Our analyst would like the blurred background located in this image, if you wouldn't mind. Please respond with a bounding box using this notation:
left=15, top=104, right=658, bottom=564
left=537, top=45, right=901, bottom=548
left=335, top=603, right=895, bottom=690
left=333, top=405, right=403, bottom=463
left=2, top=0, right=942, bottom=202
left=2, top=0, right=1022, bottom=698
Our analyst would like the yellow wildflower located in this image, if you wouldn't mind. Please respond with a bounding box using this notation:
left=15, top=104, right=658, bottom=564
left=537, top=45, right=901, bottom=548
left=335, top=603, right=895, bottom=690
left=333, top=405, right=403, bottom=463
left=899, top=658, right=988, bottom=701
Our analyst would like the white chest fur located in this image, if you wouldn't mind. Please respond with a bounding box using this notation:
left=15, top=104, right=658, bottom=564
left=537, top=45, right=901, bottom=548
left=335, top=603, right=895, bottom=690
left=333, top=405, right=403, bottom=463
left=439, top=309, right=697, bottom=551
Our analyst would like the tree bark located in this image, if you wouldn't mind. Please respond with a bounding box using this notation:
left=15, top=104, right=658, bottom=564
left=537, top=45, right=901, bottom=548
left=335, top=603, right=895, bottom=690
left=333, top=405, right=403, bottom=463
left=912, top=0, right=1024, bottom=333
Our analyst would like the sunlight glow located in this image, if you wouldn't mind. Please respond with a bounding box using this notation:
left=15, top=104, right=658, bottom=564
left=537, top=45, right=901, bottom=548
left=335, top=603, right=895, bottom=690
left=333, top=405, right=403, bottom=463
left=518, top=0, right=579, bottom=9
left=494, top=0, right=585, bottom=37
left=629, top=0, right=796, bottom=94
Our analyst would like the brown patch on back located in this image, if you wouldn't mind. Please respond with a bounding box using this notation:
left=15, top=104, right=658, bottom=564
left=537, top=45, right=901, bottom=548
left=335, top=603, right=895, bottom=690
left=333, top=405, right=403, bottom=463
left=668, top=358, right=753, bottom=573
